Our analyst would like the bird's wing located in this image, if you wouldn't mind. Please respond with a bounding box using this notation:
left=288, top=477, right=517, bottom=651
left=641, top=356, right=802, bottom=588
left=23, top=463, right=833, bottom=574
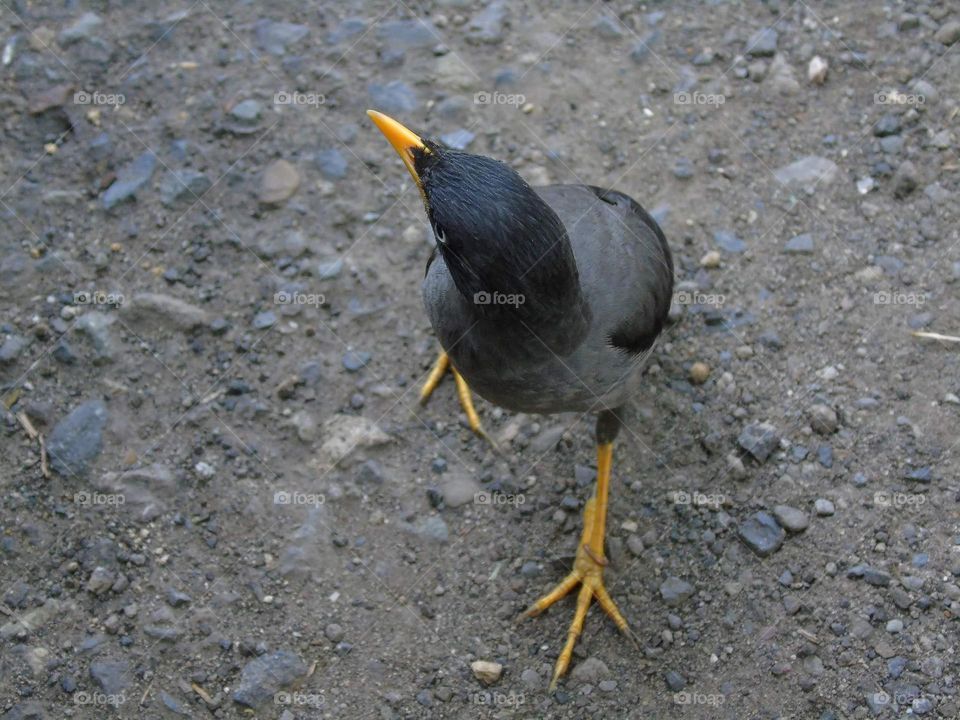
left=535, top=184, right=674, bottom=357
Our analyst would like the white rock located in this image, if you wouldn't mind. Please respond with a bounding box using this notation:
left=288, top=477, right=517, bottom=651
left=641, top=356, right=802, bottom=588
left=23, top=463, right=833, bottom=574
left=808, top=56, right=828, bottom=84
left=316, top=415, right=392, bottom=466
left=471, top=660, right=503, bottom=685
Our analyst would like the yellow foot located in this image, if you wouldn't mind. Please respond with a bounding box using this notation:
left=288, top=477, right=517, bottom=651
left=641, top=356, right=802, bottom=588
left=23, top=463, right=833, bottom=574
left=420, top=350, right=498, bottom=450
left=518, top=446, right=637, bottom=690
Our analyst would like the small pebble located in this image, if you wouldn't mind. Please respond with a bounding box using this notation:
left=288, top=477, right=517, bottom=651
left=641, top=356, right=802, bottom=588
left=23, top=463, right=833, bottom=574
left=814, top=498, right=835, bottom=516
left=689, top=362, right=710, bottom=385
left=470, top=660, right=502, bottom=685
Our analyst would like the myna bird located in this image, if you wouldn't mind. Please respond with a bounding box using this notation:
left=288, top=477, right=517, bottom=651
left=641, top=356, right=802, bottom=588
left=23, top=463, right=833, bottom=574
left=368, top=110, right=673, bottom=689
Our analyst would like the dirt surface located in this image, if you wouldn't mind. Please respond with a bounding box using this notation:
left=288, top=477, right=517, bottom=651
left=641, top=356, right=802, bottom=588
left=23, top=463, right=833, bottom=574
left=1, top=1, right=959, bottom=718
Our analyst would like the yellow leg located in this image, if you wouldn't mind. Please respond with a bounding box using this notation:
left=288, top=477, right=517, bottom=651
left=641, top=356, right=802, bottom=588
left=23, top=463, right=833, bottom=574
left=419, top=351, right=449, bottom=404
left=419, top=350, right=496, bottom=448
left=519, top=442, right=634, bottom=691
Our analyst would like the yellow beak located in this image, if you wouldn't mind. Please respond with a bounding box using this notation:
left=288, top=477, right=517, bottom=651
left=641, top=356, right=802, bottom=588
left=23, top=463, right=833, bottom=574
left=366, top=109, right=427, bottom=188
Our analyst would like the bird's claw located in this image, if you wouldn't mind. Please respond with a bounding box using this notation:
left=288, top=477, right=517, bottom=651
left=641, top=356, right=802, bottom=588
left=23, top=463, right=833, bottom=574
left=518, top=497, right=633, bottom=692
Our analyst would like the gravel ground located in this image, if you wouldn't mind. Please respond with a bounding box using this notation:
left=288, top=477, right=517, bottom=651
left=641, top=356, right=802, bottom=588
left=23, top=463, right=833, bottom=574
left=1, top=1, right=959, bottom=718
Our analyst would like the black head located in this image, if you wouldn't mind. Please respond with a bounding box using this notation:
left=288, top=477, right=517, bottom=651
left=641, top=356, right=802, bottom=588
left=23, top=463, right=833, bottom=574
left=367, top=110, right=589, bottom=352
left=413, top=140, right=580, bottom=317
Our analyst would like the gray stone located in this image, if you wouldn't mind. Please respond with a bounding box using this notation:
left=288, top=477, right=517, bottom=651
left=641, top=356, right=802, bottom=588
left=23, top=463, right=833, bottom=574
left=520, top=668, right=541, bottom=689
left=75, top=312, right=116, bottom=364
left=232, top=650, right=309, bottom=709
left=814, top=498, right=835, bottom=516
left=920, top=656, right=943, bottom=678
left=737, top=422, right=779, bottom=462
left=48, top=400, right=108, bottom=477
left=229, top=99, right=262, bottom=125
left=1, top=701, right=45, bottom=720
left=317, top=259, right=343, bottom=279
left=159, top=690, right=190, bottom=716
left=934, top=20, right=960, bottom=45
left=912, top=79, right=938, bottom=105
left=802, top=655, right=824, bottom=675
left=252, top=310, right=277, bottom=329
left=439, top=129, right=475, bottom=150
left=328, top=18, right=367, bottom=45
left=102, top=152, right=156, bottom=210
left=59, top=12, right=103, bottom=45
left=324, top=623, right=344, bottom=642
left=124, top=293, right=209, bottom=329
left=738, top=512, right=785, bottom=556
left=89, top=659, right=129, bottom=695
left=377, top=20, right=437, bottom=52
left=714, top=229, right=746, bottom=253
left=912, top=698, right=934, bottom=715
left=315, top=148, right=348, bottom=179
left=659, top=576, right=694, bottom=607
left=784, top=233, right=815, bottom=254
left=342, top=350, right=371, bottom=372
left=467, top=2, right=508, bottom=44
left=773, top=156, right=838, bottom=187
left=873, top=114, right=900, bottom=137
left=808, top=404, right=838, bottom=434
left=570, top=656, right=608, bottom=684
left=593, top=15, right=623, bottom=40
left=414, top=516, right=449, bottom=543
left=255, top=20, right=309, bottom=55
left=847, top=564, right=891, bottom=587
left=165, top=587, right=192, bottom=607
left=893, top=160, right=919, bottom=198
left=159, top=169, right=212, bottom=206
left=772, top=505, right=809, bottom=533
left=368, top=81, right=418, bottom=113
left=766, top=54, right=800, bottom=95
left=663, top=670, right=686, bottom=691
left=440, top=473, right=480, bottom=508
left=746, top=28, right=778, bottom=56
left=0, top=335, right=26, bottom=364
left=86, top=566, right=115, bottom=595
left=629, top=32, right=661, bottom=64
left=904, top=466, right=932, bottom=483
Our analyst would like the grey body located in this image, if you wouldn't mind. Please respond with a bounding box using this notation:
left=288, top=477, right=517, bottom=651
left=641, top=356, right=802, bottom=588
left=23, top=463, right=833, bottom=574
left=422, top=184, right=673, bottom=415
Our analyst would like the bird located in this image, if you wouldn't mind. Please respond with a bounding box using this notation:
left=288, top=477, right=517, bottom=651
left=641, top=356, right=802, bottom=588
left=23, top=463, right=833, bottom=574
left=367, top=110, right=674, bottom=690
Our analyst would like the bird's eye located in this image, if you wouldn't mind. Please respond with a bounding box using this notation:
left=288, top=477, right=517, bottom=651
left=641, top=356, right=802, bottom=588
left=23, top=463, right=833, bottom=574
left=434, top=223, right=447, bottom=244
